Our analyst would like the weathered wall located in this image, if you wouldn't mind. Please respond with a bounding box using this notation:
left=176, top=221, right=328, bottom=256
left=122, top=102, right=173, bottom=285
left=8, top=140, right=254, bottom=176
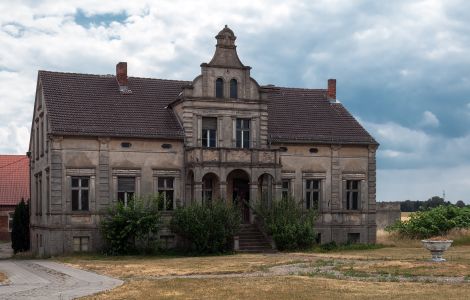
left=376, top=202, right=401, bottom=229
left=30, top=136, right=184, bottom=256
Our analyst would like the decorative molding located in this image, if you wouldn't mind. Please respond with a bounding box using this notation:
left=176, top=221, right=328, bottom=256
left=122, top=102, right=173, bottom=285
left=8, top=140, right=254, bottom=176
left=342, top=173, right=366, bottom=180
left=302, top=172, right=327, bottom=179
left=112, top=169, right=141, bottom=176
left=281, top=170, right=296, bottom=179
left=153, top=169, right=181, bottom=177
left=66, top=168, right=96, bottom=176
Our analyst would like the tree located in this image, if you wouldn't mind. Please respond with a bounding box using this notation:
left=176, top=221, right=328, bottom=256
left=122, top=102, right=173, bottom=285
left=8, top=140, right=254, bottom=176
left=11, top=198, right=30, bottom=254
left=456, top=200, right=466, bottom=208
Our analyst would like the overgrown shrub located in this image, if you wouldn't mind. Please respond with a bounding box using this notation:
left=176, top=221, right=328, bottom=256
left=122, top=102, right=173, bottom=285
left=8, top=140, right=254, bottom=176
left=258, top=198, right=317, bottom=250
left=386, top=205, right=470, bottom=239
left=170, top=201, right=241, bottom=254
left=11, top=198, right=30, bottom=254
left=100, top=195, right=162, bottom=255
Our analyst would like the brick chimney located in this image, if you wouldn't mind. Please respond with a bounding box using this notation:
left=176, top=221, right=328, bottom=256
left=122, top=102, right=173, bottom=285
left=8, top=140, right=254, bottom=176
left=116, top=62, right=128, bottom=92
left=327, top=79, right=336, bottom=100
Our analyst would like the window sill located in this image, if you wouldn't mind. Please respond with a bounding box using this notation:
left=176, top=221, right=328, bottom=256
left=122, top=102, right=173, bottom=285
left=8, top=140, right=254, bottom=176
left=70, top=211, right=92, bottom=215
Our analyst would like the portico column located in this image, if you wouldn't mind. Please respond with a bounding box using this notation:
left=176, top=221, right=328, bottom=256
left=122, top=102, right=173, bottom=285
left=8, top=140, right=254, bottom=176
left=194, top=181, right=203, bottom=204
left=220, top=181, right=227, bottom=203
left=249, top=182, right=258, bottom=223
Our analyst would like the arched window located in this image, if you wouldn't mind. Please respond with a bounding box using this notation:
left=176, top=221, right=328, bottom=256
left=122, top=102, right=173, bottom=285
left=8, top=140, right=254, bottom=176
left=230, top=79, right=238, bottom=99
left=215, top=78, right=224, bottom=98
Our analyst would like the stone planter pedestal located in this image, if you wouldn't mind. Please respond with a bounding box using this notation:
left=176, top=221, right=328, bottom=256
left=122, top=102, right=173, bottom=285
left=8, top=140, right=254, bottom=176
left=421, top=240, right=453, bottom=262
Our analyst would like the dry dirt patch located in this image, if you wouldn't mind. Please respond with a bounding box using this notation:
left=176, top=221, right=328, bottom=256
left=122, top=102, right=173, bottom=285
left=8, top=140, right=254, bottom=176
left=62, top=253, right=317, bottom=278
left=0, top=271, right=7, bottom=283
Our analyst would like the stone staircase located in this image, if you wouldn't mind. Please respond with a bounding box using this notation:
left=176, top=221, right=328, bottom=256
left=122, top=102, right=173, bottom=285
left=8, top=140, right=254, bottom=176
left=237, top=223, right=274, bottom=253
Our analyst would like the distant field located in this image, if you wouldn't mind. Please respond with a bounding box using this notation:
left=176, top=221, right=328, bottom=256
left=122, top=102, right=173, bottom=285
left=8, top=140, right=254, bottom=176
left=401, top=212, right=412, bottom=221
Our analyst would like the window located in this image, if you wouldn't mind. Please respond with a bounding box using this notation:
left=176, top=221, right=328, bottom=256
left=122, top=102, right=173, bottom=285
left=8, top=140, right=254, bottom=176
left=117, top=177, right=135, bottom=206
left=281, top=179, right=290, bottom=199
left=236, top=118, right=250, bottom=149
left=202, top=176, right=213, bottom=206
left=35, top=125, right=39, bottom=159
left=72, top=177, right=89, bottom=211
left=46, top=173, right=50, bottom=214
left=305, top=179, right=320, bottom=210
left=8, top=212, right=13, bottom=232
left=345, top=180, right=360, bottom=210
left=216, top=78, right=224, bottom=98
left=158, top=177, right=174, bottom=210
left=347, top=233, right=360, bottom=244
left=230, top=79, right=238, bottom=98
left=202, top=117, right=217, bottom=148
left=36, top=173, right=42, bottom=215
left=73, top=236, right=89, bottom=252
left=40, top=119, right=44, bottom=156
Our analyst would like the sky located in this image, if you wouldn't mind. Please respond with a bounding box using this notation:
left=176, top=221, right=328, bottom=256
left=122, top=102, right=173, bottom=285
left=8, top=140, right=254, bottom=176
left=0, top=0, right=469, bottom=202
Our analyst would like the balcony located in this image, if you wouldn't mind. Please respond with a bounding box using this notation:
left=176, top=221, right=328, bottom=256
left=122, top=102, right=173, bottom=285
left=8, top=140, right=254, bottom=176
left=185, top=147, right=280, bottom=167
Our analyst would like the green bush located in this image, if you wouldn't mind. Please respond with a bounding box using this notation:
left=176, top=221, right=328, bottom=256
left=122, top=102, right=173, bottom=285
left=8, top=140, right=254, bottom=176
left=100, top=195, right=162, bottom=255
left=259, top=198, right=317, bottom=250
left=170, top=201, right=241, bottom=254
left=386, top=205, right=470, bottom=239
left=11, top=198, right=30, bottom=254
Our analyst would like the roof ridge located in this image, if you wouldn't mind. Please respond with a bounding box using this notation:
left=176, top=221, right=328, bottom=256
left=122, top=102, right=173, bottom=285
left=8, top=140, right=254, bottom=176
left=38, top=70, right=191, bottom=83
left=272, top=86, right=327, bottom=91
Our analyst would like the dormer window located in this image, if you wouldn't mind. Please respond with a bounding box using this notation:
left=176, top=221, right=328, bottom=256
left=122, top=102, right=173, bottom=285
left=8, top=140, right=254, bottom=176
left=216, top=78, right=224, bottom=98
left=230, top=79, right=238, bottom=99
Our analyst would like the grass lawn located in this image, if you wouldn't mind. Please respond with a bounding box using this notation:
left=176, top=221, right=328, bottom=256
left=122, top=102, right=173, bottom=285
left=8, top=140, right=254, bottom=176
left=65, top=233, right=470, bottom=300
left=84, top=276, right=470, bottom=300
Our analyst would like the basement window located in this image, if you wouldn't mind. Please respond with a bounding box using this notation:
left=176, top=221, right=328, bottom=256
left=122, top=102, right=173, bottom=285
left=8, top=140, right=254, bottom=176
left=162, top=144, right=172, bottom=149
left=73, top=236, right=90, bottom=252
left=279, top=147, right=288, bottom=152
left=121, top=142, right=132, bottom=148
left=347, top=233, right=360, bottom=244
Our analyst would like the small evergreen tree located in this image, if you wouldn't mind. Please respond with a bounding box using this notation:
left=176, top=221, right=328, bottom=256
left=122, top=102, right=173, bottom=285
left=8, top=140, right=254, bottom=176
left=11, top=198, right=30, bottom=254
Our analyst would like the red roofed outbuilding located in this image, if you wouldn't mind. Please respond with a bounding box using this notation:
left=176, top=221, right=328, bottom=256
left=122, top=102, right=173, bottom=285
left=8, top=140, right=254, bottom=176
left=0, top=155, right=30, bottom=241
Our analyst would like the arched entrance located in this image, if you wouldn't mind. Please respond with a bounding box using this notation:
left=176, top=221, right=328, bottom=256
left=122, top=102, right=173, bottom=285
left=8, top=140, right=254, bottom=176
left=227, top=169, right=250, bottom=223
left=201, top=172, right=220, bottom=205
left=258, top=173, right=274, bottom=209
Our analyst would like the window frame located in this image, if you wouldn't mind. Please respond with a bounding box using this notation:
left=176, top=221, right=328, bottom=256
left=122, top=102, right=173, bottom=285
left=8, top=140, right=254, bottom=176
left=305, top=179, right=321, bottom=210
left=236, top=118, right=250, bottom=149
left=202, top=117, right=217, bottom=148
left=215, top=78, right=224, bottom=98
left=230, top=79, right=238, bottom=99
left=158, top=177, right=175, bottom=211
left=281, top=179, right=291, bottom=199
left=117, top=176, right=136, bottom=207
left=345, top=180, right=360, bottom=210
left=71, top=176, right=90, bottom=211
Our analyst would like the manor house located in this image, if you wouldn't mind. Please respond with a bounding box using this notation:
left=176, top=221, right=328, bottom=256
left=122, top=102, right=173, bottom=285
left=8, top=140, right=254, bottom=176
left=29, top=26, right=378, bottom=256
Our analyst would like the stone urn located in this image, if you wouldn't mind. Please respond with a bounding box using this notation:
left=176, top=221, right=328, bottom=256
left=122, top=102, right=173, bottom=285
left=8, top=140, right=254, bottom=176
left=421, top=239, right=453, bottom=262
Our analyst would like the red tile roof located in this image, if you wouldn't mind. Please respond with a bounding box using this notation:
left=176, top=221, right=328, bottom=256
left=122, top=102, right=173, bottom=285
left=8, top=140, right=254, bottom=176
left=0, top=155, right=29, bottom=206
left=38, top=71, right=377, bottom=145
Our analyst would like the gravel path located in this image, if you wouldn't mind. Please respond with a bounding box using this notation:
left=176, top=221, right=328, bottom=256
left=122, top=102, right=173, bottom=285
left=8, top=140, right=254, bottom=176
left=0, top=260, right=123, bottom=300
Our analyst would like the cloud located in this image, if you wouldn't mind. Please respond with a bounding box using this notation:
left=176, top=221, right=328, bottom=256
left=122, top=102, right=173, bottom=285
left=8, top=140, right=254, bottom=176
left=419, top=110, right=440, bottom=128
left=1, top=0, right=470, bottom=202
left=0, top=122, right=30, bottom=154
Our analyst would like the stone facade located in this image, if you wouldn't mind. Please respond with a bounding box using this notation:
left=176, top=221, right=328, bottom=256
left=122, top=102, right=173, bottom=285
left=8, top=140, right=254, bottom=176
left=29, top=26, right=378, bottom=256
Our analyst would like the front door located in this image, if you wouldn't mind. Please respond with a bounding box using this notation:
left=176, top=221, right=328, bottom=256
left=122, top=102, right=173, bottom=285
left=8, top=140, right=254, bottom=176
left=233, top=179, right=250, bottom=223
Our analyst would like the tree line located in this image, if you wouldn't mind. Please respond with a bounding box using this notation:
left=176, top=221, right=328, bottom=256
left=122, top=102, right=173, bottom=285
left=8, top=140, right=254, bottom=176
left=398, top=196, right=467, bottom=212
